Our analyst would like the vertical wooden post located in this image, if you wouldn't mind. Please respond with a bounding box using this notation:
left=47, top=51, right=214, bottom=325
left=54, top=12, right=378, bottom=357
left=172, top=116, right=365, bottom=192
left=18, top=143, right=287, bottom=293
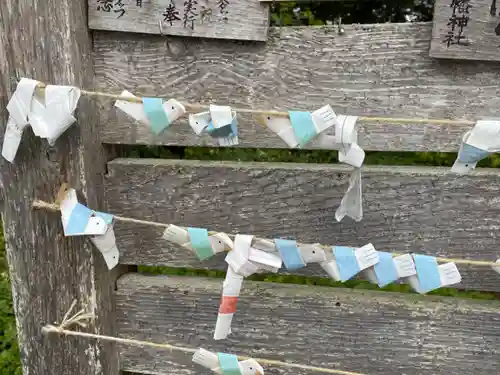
left=0, top=1, right=121, bottom=374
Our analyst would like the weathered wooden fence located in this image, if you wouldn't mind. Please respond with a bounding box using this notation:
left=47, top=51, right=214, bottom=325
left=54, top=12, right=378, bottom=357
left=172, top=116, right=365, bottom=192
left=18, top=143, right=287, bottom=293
left=1, top=0, right=500, bottom=374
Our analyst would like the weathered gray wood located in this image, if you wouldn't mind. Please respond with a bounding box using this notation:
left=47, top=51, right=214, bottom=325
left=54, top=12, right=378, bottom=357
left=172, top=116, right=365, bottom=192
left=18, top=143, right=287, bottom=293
left=116, top=274, right=500, bottom=375
left=0, top=1, right=124, bottom=374
left=93, top=23, right=500, bottom=151
left=88, top=0, right=270, bottom=42
left=260, top=0, right=353, bottom=2
left=104, top=158, right=500, bottom=292
left=430, top=0, right=500, bottom=61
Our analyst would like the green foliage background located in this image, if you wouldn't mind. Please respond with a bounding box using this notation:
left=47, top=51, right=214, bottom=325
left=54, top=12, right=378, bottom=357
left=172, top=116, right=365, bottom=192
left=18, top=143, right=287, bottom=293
left=2, top=2, right=500, bottom=374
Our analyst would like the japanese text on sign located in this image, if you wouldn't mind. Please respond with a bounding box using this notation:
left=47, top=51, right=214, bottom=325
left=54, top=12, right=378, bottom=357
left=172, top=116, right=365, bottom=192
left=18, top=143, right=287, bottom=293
left=97, top=0, right=126, bottom=18
left=97, top=0, right=230, bottom=30
left=443, top=0, right=471, bottom=47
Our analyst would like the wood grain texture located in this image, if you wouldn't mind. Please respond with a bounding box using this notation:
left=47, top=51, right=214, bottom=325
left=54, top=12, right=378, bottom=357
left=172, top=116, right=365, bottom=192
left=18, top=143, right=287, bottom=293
left=88, top=0, right=270, bottom=42
left=0, top=1, right=123, bottom=374
left=430, top=0, right=500, bottom=61
left=116, top=274, right=500, bottom=375
left=93, top=23, right=500, bottom=151
left=104, top=158, right=500, bottom=292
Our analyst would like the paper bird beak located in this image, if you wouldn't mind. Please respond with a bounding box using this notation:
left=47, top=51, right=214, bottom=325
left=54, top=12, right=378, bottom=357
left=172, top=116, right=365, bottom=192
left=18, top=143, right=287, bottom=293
left=256, top=371, right=263, bottom=375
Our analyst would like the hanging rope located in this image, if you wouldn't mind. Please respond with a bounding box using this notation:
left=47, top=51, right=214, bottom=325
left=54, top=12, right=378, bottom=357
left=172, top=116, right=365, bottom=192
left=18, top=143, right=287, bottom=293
left=42, top=300, right=366, bottom=375
left=35, top=82, right=475, bottom=126
left=32, top=199, right=499, bottom=267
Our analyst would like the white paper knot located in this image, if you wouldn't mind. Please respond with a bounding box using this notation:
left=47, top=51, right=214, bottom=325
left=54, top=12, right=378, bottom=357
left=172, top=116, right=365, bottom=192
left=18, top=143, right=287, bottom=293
left=188, top=105, right=239, bottom=147
left=215, top=234, right=282, bottom=340
left=2, top=78, right=39, bottom=162
left=2, top=78, right=82, bottom=163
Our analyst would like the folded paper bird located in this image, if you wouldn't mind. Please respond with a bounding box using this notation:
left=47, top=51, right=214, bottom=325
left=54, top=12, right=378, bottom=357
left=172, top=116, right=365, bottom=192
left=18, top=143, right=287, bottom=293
left=114, top=90, right=186, bottom=135
left=188, top=104, right=239, bottom=146
left=262, top=104, right=337, bottom=148
left=192, top=348, right=264, bottom=375
left=451, top=119, right=500, bottom=174
left=59, top=187, right=120, bottom=270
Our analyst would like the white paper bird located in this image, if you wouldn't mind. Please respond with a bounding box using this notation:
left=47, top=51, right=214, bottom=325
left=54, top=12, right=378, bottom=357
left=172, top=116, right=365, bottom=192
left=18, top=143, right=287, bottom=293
left=60, top=187, right=120, bottom=270
left=162, top=224, right=233, bottom=260
left=193, top=348, right=264, bottom=375
left=261, top=105, right=337, bottom=149
left=114, top=90, right=185, bottom=133
left=451, top=119, right=500, bottom=174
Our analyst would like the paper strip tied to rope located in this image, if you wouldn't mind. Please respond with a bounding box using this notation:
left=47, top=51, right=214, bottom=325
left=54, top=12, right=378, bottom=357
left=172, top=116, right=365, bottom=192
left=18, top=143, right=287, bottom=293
left=407, top=255, right=462, bottom=294
left=2, top=78, right=81, bottom=163
left=335, top=115, right=365, bottom=222
left=32, top=193, right=500, bottom=283
left=215, top=234, right=283, bottom=340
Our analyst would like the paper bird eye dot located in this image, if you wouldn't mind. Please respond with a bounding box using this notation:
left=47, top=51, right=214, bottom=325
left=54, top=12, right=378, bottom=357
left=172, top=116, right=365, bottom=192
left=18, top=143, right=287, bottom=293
left=172, top=106, right=175, bottom=110
left=312, top=250, right=316, bottom=254
left=267, top=117, right=270, bottom=120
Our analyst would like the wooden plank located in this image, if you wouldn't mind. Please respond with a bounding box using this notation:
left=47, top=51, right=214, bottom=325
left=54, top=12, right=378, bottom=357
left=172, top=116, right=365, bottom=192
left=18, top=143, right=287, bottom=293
left=0, top=1, right=125, bottom=374
left=105, top=158, right=500, bottom=292
left=430, top=0, right=500, bottom=61
left=88, top=0, right=270, bottom=42
left=93, top=23, right=500, bottom=151
left=260, top=0, right=353, bottom=2
left=116, top=274, right=500, bottom=375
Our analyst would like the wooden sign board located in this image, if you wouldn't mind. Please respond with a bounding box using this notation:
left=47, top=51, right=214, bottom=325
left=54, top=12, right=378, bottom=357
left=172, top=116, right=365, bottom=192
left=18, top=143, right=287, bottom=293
left=88, top=0, right=270, bottom=42
left=430, top=0, right=500, bottom=61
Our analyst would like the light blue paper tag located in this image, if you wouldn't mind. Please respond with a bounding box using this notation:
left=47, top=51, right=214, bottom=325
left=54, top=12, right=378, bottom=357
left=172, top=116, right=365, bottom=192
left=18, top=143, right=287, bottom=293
left=142, top=97, right=170, bottom=134
left=186, top=227, right=214, bottom=260
left=374, top=251, right=399, bottom=287
left=205, top=116, right=238, bottom=139
left=334, top=246, right=360, bottom=282
left=288, top=111, right=317, bottom=147
left=414, top=254, right=441, bottom=293
left=274, top=239, right=306, bottom=270
left=206, top=121, right=233, bottom=137
left=217, top=353, right=242, bottom=375
left=458, top=143, right=490, bottom=164
left=65, top=203, right=114, bottom=235
left=65, top=203, right=94, bottom=235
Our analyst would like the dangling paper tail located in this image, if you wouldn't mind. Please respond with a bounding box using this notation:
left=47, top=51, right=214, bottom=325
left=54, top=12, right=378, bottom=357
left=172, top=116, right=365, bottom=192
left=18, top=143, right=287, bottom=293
left=214, top=265, right=244, bottom=340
